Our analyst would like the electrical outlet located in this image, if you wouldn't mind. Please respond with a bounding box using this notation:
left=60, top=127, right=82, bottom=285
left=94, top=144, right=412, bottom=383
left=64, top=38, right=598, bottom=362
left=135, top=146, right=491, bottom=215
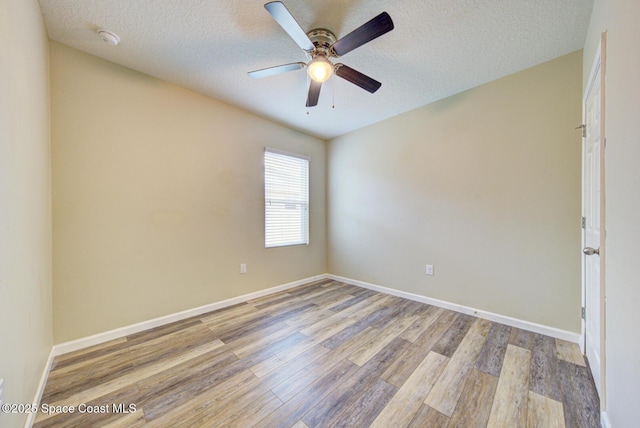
left=426, top=264, right=434, bottom=276
left=240, top=263, right=246, bottom=274
left=0, top=378, right=4, bottom=405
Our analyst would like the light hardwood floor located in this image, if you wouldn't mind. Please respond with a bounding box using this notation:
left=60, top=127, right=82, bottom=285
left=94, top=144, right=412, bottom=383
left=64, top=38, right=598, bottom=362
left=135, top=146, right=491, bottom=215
left=34, top=279, right=601, bottom=427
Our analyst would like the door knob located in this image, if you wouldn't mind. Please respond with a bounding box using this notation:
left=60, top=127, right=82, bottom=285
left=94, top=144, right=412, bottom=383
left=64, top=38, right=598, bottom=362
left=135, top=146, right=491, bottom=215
left=583, top=247, right=600, bottom=256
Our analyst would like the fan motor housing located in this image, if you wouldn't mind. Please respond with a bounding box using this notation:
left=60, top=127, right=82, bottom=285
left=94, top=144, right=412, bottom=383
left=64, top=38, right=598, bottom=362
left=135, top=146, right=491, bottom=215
left=307, top=29, right=337, bottom=58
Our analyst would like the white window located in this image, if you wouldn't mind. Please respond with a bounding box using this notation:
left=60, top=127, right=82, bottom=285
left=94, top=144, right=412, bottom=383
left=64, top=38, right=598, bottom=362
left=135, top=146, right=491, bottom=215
left=264, top=148, right=310, bottom=248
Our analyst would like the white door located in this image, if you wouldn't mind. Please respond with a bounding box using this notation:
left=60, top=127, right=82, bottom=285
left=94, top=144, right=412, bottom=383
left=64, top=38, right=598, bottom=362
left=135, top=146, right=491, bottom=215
left=583, top=36, right=605, bottom=402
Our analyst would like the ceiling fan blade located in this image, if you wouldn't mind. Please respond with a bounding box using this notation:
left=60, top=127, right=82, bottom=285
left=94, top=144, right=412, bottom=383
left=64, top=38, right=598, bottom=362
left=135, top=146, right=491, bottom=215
left=248, top=62, right=306, bottom=79
left=330, top=12, right=394, bottom=57
left=306, top=80, right=322, bottom=107
left=335, top=64, right=382, bottom=93
left=264, top=2, right=315, bottom=52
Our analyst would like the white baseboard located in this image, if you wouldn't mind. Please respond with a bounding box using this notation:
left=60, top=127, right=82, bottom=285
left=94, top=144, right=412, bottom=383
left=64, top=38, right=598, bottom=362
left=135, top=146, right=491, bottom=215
left=25, top=347, right=56, bottom=428
left=601, top=411, right=611, bottom=428
left=328, top=274, right=581, bottom=344
left=52, top=272, right=581, bottom=356
left=52, top=274, right=327, bottom=356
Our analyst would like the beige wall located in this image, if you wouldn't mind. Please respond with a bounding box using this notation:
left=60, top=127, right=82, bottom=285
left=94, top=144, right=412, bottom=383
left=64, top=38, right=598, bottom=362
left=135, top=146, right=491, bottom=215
left=50, top=42, right=327, bottom=343
left=328, top=51, right=583, bottom=333
left=584, top=0, right=640, bottom=425
left=0, top=0, right=52, bottom=427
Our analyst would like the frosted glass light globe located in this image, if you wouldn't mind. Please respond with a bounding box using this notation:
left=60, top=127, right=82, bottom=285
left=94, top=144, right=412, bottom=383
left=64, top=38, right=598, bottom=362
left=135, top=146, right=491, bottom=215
left=307, top=56, right=333, bottom=82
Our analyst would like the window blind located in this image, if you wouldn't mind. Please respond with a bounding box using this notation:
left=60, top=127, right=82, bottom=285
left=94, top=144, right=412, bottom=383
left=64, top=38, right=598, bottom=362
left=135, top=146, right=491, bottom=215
left=264, top=148, right=310, bottom=248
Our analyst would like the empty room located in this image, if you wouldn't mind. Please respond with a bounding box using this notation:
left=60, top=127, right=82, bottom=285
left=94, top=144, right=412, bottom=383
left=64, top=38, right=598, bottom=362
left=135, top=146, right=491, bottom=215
left=1, top=0, right=639, bottom=427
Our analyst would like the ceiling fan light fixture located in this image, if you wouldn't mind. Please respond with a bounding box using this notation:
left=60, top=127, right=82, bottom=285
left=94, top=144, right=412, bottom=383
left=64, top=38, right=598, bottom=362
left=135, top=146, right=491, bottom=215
left=249, top=3, right=395, bottom=107
left=307, top=56, right=333, bottom=83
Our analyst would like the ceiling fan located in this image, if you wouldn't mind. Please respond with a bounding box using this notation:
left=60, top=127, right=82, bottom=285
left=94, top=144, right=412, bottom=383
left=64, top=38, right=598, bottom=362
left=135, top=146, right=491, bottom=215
left=248, top=1, right=394, bottom=107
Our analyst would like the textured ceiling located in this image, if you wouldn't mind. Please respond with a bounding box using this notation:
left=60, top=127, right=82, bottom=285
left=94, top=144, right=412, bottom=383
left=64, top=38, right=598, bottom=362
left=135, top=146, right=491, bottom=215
left=37, top=0, right=593, bottom=139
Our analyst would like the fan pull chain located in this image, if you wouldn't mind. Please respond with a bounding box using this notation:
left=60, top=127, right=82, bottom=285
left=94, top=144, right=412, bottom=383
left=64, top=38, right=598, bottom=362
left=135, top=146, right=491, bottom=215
left=306, top=74, right=310, bottom=115
left=332, top=76, right=335, bottom=109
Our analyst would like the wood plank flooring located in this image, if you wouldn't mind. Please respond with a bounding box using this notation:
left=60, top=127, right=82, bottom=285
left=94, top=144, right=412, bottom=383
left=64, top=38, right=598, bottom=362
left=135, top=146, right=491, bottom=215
left=34, top=279, right=601, bottom=427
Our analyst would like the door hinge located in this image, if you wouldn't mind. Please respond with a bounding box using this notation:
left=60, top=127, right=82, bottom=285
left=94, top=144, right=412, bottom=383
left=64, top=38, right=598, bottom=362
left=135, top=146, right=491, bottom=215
left=575, top=124, right=586, bottom=138
left=582, top=216, right=586, bottom=229
left=582, top=307, right=586, bottom=320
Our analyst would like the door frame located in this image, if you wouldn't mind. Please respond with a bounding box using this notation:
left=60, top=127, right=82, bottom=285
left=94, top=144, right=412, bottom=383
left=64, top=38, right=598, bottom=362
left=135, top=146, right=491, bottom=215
left=581, top=32, right=606, bottom=409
